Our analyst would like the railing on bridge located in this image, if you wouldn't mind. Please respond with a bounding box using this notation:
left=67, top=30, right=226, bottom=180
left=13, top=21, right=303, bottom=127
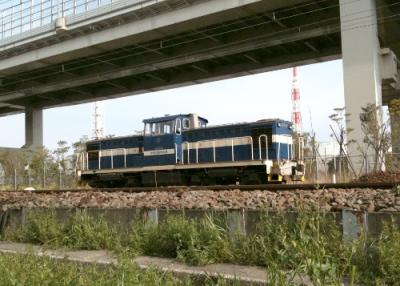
left=0, top=0, right=117, bottom=40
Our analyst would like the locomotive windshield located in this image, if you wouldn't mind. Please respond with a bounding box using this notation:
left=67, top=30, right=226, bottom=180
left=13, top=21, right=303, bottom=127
left=144, top=120, right=174, bottom=136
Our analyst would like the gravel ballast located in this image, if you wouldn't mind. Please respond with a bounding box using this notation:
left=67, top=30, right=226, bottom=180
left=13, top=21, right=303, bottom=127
left=0, top=188, right=399, bottom=212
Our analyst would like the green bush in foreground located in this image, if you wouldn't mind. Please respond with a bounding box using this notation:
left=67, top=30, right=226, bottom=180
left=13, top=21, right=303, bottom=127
left=3, top=210, right=400, bottom=285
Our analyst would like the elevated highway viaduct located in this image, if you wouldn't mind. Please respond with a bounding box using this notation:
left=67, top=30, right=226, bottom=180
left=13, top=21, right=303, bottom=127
left=0, top=0, right=398, bottom=160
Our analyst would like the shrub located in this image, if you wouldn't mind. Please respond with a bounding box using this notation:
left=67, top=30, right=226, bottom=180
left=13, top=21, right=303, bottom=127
left=3, top=210, right=64, bottom=247
left=62, top=212, right=120, bottom=250
left=128, top=215, right=231, bottom=265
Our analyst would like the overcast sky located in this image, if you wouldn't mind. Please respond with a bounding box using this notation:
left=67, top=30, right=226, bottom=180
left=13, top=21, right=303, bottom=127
left=0, top=59, right=345, bottom=150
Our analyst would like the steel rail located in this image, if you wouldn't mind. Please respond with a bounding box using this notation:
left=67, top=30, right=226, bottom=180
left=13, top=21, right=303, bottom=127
left=1, top=182, right=398, bottom=194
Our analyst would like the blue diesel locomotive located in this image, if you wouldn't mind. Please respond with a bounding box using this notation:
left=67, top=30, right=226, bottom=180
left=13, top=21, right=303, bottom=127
left=77, top=114, right=305, bottom=187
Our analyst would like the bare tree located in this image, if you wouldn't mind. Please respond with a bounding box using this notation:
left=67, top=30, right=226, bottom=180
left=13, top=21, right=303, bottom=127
left=0, top=150, right=24, bottom=187
left=359, top=104, right=391, bottom=171
left=53, top=140, right=70, bottom=171
left=329, top=107, right=354, bottom=181
left=29, top=146, right=56, bottom=188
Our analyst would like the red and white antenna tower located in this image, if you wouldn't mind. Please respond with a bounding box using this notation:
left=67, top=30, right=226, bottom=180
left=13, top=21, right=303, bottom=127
left=93, top=102, right=105, bottom=139
left=291, top=67, right=302, bottom=134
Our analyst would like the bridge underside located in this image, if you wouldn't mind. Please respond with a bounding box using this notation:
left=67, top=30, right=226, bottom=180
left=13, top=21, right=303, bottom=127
left=0, top=0, right=346, bottom=116
left=0, top=0, right=398, bottom=116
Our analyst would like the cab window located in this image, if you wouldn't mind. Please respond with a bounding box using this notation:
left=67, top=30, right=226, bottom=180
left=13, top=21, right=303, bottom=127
left=144, top=123, right=151, bottom=135
left=88, top=151, right=99, bottom=161
left=164, top=124, right=171, bottom=134
left=175, top=119, right=182, bottom=134
left=198, top=120, right=207, bottom=128
left=144, top=121, right=174, bottom=136
left=183, top=118, right=190, bottom=129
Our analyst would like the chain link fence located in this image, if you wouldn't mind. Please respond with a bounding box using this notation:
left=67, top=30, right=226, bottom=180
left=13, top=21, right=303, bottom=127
left=0, top=146, right=79, bottom=191
left=304, top=152, right=400, bottom=184
left=0, top=152, right=399, bottom=190
left=0, top=163, right=77, bottom=191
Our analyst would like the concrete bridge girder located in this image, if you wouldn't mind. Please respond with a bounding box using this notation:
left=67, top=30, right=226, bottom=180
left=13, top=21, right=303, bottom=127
left=0, top=0, right=343, bottom=116
left=0, top=26, right=338, bottom=103
left=0, top=0, right=309, bottom=76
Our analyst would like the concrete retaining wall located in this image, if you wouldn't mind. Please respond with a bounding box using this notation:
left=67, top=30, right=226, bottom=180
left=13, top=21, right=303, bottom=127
left=1, top=208, right=399, bottom=239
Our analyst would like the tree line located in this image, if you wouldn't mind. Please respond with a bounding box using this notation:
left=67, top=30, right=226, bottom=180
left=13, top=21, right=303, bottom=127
left=0, top=138, right=87, bottom=190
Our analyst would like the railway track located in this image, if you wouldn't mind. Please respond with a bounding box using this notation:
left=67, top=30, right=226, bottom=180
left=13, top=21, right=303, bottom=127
left=3, top=181, right=399, bottom=194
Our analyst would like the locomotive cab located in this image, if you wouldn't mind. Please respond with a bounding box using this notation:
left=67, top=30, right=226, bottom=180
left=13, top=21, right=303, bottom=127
left=142, top=114, right=208, bottom=165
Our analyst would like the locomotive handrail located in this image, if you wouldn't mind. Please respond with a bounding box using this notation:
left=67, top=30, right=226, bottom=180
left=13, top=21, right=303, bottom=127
left=174, top=144, right=178, bottom=164
left=98, top=151, right=101, bottom=170
left=213, top=141, right=216, bottom=163
left=196, top=143, right=199, bottom=163
left=110, top=148, right=128, bottom=169
left=258, top=135, right=269, bottom=160
left=291, top=144, right=294, bottom=160
left=182, top=142, right=190, bottom=164
left=249, top=136, right=254, bottom=160
left=298, top=136, right=305, bottom=161
left=186, top=136, right=254, bottom=163
left=85, top=148, right=129, bottom=170
left=231, top=139, right=235, bottom=162
left=84, top=135, right=256, bottom=171
left=85, top=150, right=102, bottom=171
left=277, top=143, right=281, bottom=162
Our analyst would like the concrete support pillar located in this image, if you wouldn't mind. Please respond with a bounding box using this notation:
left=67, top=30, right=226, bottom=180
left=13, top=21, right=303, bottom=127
left=25, top=108, right=43, bottom=148
left=340, top=0, right=382, bottom=171
left=389, top=99, right=400, bottom=169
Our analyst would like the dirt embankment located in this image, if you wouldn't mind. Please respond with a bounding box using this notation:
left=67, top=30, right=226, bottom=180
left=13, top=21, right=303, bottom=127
left=0, top=188, right=399, bottom=212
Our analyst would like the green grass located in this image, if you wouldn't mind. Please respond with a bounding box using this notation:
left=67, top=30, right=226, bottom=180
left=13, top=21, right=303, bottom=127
left=3, top=210, right=119, bottom=250
left=0, top=252, right=197, bottom=286
left=3, top=210, right=400, bottom=285
left=132, top=215, right=233, bottom=265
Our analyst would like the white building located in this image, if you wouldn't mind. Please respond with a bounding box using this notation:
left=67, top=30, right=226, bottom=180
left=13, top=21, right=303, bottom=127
left=318, top=141, right=340, bottom=158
